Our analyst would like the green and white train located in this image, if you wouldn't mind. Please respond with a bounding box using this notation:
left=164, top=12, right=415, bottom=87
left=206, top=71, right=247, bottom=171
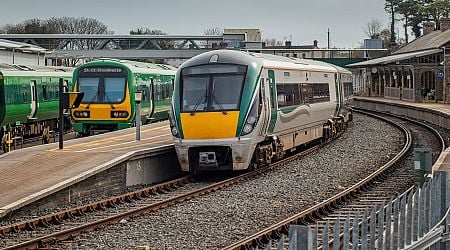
left=71, top=59, right=177, bottom=136
left=170, top=50, right=353, bottom=171
left=0, top=64, right=73, bottom=151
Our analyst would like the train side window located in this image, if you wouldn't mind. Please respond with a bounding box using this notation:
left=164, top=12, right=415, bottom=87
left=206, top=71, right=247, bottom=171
left=170, top=79, right=174, bottom=96
left=63, top=80, right=69, bottom=92
left=21, top=84, right=28, bottom=103
left=42, top=85, right=48, bottom=101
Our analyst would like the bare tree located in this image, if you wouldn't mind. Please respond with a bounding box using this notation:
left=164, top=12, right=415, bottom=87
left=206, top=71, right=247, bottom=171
left=129, top=27, right=174, bottom=49
left=363, top=18, right=383, bottom=39
left=204, top=27, right=223, bottom=35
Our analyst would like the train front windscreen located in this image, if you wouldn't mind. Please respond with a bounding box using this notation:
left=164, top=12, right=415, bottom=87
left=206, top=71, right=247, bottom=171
left=77, top=66, right=127, bottom=104
left=180, top=64, right=247, bottom=114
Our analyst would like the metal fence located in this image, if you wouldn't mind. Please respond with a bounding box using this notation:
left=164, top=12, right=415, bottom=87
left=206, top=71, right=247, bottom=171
left=267, top=171, right=449, bottom=250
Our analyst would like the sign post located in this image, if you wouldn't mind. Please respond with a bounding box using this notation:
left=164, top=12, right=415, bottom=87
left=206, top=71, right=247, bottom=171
left=58, top=78, right=84, bottom=150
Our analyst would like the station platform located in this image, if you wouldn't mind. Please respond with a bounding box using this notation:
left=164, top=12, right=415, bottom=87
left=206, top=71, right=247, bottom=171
left=353, top=96, right=450, bottom=176
left=0, top=121, right=172, bottom=217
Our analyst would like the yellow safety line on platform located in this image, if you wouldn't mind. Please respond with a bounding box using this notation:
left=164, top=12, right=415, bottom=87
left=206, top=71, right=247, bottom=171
left=91, top=138, right=171, bottom=153
left=61, top=126, right=168, bottom=149
left=49, top=133, right=171, bottom=153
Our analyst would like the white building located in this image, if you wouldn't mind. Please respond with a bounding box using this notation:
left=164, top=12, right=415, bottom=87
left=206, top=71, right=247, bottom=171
left=0, top=39, right=47, bottom=66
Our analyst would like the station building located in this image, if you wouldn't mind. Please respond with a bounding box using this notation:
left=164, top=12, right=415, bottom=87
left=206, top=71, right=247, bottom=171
left=348, top=18, right=450, bottom=103
left=0, top=39, right=47, bottom=66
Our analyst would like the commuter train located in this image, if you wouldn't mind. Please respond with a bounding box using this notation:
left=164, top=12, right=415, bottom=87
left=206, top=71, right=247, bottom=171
left=71, top=59, right=177, bottom=136
left=169, top=50, right=353, bottom=171
left=0, top=64, right=73, bottom=152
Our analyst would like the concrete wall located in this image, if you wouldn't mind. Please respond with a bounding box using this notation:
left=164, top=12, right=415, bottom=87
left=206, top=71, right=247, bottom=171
left=353, top=98, right=450, bottom=129
left=0, top=50, right=46, bottom=65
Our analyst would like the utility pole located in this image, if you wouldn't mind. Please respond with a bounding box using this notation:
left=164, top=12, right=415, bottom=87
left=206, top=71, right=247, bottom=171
left=327, top=28, right=330, bottom=49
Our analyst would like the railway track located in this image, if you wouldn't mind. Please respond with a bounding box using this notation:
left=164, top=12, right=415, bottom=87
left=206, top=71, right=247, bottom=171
left=0, top=126, right=345, bottom=249
left=224, top=108, right=446, bottom=249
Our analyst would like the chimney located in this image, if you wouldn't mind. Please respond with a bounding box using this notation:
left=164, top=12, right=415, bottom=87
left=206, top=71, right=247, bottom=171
left=440, top=17, right=450, bottom=32
left=285, top=41, right=291, bottom=47
left=313, top=40, right=318, bottom=48
left=423, top=22, right=435, bottom=35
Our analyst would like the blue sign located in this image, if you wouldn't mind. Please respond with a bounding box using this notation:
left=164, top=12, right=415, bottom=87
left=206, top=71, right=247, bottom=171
left=437, top=70, right=444, bottom=78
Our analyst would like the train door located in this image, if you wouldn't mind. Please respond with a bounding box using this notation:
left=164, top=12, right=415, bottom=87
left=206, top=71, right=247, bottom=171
left=0, top=75, right=5, bottom=124
left=148, top=78, right=155, bottom=119
left=267, top=70, right=278, bottom=133
left=258, top=77, right=270, bottom=136
left=28, top=80, right=38, bottom=119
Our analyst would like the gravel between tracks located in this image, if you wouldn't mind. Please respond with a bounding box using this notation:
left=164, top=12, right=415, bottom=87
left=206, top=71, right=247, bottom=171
left=59, top=114, right=404, bottom=249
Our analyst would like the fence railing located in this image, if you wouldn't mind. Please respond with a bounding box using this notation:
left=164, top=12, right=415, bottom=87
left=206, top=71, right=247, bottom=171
left=267, top=171, right=449, bottom=249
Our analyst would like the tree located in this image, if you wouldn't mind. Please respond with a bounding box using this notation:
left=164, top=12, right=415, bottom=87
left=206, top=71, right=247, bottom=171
left=420, top=0, right=450, bottom=29
left=363, top=19, right=383, bottom=39
left=380, top=29, right=392, bottom=48
left=385, top=0, right=402, bottom=46
left=0, top=17, right=111, bottom=35
left=396, top=0, right=418, bottom=43
left=129, top=27, right=174, bottom=49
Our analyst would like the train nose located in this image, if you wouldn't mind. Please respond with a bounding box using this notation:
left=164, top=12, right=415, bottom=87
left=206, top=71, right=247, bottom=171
left=180, top=111, right=240, bottom=139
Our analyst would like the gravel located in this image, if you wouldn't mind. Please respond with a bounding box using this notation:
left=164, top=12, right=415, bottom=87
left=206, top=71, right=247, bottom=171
left=57, top=113, right=404, bottom=249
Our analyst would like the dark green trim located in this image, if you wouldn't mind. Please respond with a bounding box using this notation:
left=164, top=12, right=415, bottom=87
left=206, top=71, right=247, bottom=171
left=236, top=66, right=263, bottom=136
left=267, top=69, right=278, bottom=133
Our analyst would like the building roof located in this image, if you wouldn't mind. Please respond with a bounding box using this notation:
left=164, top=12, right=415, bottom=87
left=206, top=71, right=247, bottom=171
left=347, top=48, right=441, bottom=67
left=393, top=29, right=450, bottom=54
left=0, top=39, right=48, bottom=53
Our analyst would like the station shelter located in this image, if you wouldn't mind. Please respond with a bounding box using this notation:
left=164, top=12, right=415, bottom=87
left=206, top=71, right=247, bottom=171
left=348, top=18, right=450, bottom=103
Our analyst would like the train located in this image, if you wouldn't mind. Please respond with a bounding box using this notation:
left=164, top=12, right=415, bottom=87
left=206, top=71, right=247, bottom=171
left=169, top=50, right=353, bottom=172
left=71, top=59, right=177, bottom=136
left=0, top=63, right=73, bottom=152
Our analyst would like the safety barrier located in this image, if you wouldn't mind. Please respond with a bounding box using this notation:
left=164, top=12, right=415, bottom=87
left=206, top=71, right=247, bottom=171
left=268, top=171, right=449, bottom=249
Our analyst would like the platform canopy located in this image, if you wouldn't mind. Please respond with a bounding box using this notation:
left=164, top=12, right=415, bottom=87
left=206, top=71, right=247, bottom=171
left=347, top=48, right=441, bottom=67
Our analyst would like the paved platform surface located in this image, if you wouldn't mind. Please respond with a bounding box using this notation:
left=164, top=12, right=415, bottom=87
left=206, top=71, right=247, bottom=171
left=0, top=121, right=172, bottom=217
left=354, top=97, right=450, bottom=175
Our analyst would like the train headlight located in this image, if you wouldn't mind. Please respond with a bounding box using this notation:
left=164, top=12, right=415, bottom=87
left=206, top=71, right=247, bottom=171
left=247, top=115, right=257, bottom=124
left=242, top=124, right=253, bottom=134
left=171, top=127, right=179, bottom=137
left=110, top=111, right=129, bottom=118
left=240, top=96, right=260, bottom=136
left=73, top=110, right=90, bottom=118
left=169, top=108, right=180, bottom=138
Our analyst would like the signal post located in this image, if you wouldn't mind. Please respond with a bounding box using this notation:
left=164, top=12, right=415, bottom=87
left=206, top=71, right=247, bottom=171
left=59, top=78, right=83, bottom=149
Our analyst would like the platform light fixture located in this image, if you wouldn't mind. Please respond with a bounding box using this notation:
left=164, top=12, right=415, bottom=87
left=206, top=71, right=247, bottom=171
left=135, top=90, right=142, bottom=141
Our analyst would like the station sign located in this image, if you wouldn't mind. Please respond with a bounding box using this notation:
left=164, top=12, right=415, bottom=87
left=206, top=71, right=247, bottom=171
left=82, top=67, right=123, bottom=73
left=437, top=70, right=444, bottom=78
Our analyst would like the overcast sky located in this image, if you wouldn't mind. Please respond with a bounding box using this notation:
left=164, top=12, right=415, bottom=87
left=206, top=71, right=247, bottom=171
left=1, top=0, right=390, bottom=48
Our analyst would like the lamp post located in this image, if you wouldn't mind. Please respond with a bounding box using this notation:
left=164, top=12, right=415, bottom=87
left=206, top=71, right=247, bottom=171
left=135, top=91, right=142, bottom=141
left=443, top=47, right=447, bottom=103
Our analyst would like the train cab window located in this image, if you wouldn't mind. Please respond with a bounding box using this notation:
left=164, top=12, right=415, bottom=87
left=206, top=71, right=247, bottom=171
left=79, top=77, right=100, bottom=102
left=104, top=77, right=126, bottom=103
left=181, top=64, right=246, bottom=112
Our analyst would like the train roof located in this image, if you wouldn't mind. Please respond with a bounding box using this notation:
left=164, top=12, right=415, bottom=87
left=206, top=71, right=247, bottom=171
left=178, top=50, right=351, bottom=75
left=77, top=58, right=177, bottom=75
left=0, top=63, right=73, bottom=77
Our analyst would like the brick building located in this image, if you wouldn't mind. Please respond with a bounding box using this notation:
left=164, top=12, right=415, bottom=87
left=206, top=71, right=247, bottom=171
left=348, top=18, right=450, bottom=103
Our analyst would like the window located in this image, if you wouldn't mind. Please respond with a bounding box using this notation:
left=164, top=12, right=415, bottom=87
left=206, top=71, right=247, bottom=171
left=308, top=83, right=330, bottom=103
left=181, top=64, right=246, bottom=112
left=104, top=77, right=126, bottom=103
left=79, top=77, right=100, bottom=103
left=276, top=83, right=302, bottom=108
left=42, top=85, right=48, bottom=101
